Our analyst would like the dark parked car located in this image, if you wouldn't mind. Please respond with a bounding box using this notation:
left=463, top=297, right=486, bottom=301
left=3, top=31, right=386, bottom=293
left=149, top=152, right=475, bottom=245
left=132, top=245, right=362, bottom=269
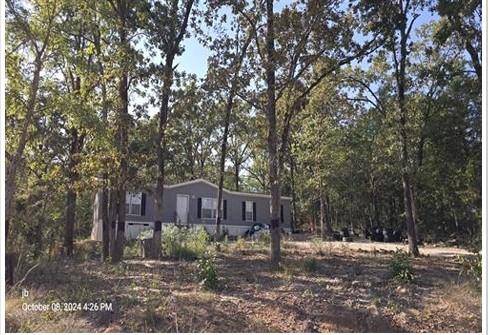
left=332, top=230, right=343, bottom=241
left=365, top=226, right=384, bottom=242
left=244, top=223, right=270, bottom=237
left=365, top=226, right=404, bottom=242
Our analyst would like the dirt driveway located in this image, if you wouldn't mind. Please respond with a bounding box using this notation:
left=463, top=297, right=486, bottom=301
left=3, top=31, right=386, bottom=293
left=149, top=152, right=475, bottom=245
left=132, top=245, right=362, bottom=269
left=287, top=235, right=472, bottom=257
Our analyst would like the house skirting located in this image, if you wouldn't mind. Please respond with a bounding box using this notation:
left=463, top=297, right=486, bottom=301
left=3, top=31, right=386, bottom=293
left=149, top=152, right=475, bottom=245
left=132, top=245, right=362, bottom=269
left=91, top=220, right=259, bottom=241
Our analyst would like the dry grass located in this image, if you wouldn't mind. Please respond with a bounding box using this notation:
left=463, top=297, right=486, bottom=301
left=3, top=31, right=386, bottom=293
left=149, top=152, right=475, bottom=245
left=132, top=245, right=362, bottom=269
left=5, top=240, right=481, bottom=332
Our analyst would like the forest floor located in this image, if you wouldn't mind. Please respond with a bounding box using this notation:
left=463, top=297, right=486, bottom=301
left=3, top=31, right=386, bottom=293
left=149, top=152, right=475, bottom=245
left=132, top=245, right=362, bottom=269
left=5, top=239, right=481, bottom=332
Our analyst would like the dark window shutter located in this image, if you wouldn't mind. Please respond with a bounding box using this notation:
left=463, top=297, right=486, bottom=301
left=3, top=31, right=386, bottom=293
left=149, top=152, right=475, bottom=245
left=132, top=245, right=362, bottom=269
left=197, top=198, right=202, bottom=218
left=223, top=200, right=227, bottom=220
left=242, top=201, right=246, bottom=221
left=253, top=202, right=257, bottom=221
left=141, top=193, right=146, bottom=216
left=280, top=204, right=284, bottom=223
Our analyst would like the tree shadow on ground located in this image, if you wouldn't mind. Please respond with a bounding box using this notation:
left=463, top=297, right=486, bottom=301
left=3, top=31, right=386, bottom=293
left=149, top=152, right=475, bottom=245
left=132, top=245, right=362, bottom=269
left=6, top=247, right=479, bottom=332
left=217, top=252, right=407, bottom=332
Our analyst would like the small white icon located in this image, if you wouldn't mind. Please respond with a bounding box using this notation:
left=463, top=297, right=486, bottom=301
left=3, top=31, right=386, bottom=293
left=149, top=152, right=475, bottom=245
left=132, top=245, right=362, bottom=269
left=22, top=288, right=29, bottom=298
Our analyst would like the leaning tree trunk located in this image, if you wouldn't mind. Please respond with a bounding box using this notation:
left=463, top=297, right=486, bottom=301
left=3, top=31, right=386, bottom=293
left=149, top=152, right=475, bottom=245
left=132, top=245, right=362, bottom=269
left=5, top=56, right=43, bottom=286
left=215, top=32, right=252, bottom=241
left=265, top=0, right=281, bottom=269
left=5, top=56, right=42, bottom=240
left=154, top=0, right=195, bottom=256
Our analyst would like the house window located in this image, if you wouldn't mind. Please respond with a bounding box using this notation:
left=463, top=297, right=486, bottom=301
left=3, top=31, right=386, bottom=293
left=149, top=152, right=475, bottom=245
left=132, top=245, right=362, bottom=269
left=201, top=198, right=225, bottom=219
left=126, top=192, right=142, bottom=215
left=245, top=201, right=253, bottom=221
left=201, top=197, right=217, bottom=219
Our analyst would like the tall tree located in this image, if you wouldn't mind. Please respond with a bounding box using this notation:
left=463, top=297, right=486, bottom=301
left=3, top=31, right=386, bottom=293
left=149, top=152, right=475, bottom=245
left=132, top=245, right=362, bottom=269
left=248, top=0, right=380, bottom=254
left=107, top=0, right=142, bottom=262
left=358, top=0, right=427, bottom=256
left=148, top=0, right=196, bottom=257
left=5, top=0, right=61, bottom=246
left=56, top=0, right=101, bottom=256
left=206, top=2, right=254, bottom=239
left=264, top=0, right=281, bottom=268
left=5, top=0, right=62, bottom=284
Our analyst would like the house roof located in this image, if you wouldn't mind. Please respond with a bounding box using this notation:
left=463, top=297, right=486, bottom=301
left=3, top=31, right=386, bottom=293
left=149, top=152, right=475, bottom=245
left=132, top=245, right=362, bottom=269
left=163, top=178, right=293, bottom=200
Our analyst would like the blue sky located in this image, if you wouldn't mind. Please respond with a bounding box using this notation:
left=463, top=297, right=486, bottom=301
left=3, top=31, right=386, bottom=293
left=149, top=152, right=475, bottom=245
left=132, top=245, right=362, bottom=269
left=175, top=0, right=296, bottom=78
left=138, top=1, right=439, bottom=117
left=174, top=1, right=438, bottom=78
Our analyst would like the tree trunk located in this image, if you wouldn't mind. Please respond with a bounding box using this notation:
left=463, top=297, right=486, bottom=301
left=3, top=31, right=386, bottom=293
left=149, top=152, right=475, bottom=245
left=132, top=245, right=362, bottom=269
left=215, top=101, right=232, bottom=240
left=448, top=13, right=482, bottom=83
left=464, top=39, right=481, bottom=82
left=410, top=184, right=419, bottom=241
left=310, top=212, right=317, bottom=234
left=109, top=189, right=117, bottom=259
left=320, top=196, right=325, bottom=240
left=265, top=0, right=281, bottom=269
left=390, top=196, right=396, bottom=227
left=215, top=32, right=252, bottom=241
left=5, top=56, right=43, bottom=239
left=113, top=21, right=129, bottom=262
left=393, top=5, right=419, bottom=257
left=234, top=163, right=240, bottom=191
left=63, top=74, right=84, bottom=257
left=154, top=0, right=195, bottom=250
left=113, top=219, right=125, bottom=263
left=152, top=222, right=162, bottom=259
left=325, top=194, right=333, bottom=235
left=102, top=188, right=110, bottom=260
left=155, top=57, right=173, bottom=256
left=402, top=173, right=419, bottom=255
left=63, top=189, right=77, bottom=256
left=96, top=31, right=111, bottom=261
left=289, top=153, right=297, bottom=232
left=371, top=183, right=380, bottom=227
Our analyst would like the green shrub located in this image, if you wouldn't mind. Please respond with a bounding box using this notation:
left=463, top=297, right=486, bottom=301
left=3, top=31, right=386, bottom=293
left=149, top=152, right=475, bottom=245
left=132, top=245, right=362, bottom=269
left=390, top=250, right=415, bottom=282
left=124, top=240, right=141, bottom=258
left=161, top=225, right=209, bottom=260
left=302, top=257, right=318, bottom=273
left=137, top=230, right=153, bottom=240
left=186, top=228, right=210, bottom=256
left=74, top=240, right=101, bottom=261
left=195, top=252, right=218, bottom=290
left=457, top=252, right=481, bottom=283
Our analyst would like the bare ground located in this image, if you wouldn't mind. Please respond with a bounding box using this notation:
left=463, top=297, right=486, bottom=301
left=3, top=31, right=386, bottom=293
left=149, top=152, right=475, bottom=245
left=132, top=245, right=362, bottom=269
left=5, top=240, right=481, bottom=332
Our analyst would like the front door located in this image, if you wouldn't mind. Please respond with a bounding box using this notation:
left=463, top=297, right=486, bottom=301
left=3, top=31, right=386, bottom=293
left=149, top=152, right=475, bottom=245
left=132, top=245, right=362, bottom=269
left=176, top=194, right=189, bottom=224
